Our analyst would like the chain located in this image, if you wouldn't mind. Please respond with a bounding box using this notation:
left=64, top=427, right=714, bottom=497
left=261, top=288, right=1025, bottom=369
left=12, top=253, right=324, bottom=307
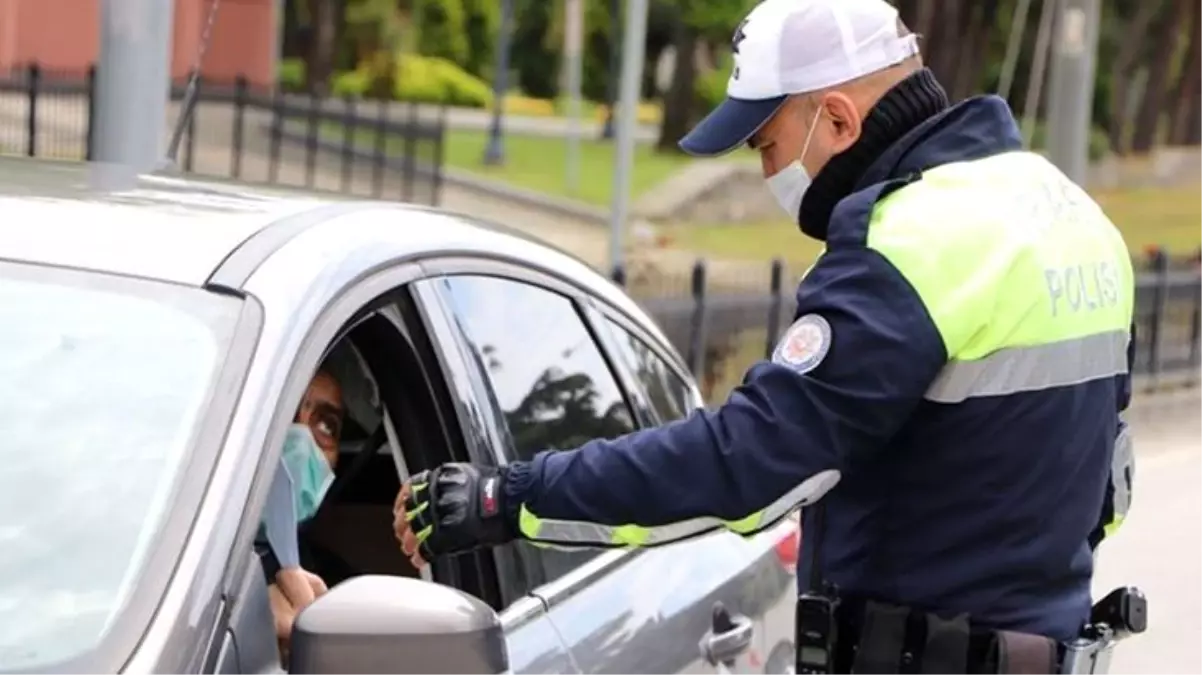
left=166, top=0, right=223, bottom=164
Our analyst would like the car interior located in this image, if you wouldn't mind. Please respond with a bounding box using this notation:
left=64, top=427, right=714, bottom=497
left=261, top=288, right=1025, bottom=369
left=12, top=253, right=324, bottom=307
left=260, top=292, right=503, bottom=628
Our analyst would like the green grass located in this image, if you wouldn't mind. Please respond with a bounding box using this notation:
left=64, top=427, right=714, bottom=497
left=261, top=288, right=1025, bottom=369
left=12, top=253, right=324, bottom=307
left=324, top=122, right=690, bottom=206
left=659, top=185, right=1202, bottom=269
left=440, top=129, right=691, bottom=206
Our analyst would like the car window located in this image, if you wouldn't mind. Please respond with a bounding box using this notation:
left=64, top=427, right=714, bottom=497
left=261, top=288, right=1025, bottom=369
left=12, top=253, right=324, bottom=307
left=601, top=317, right=698, bottom=422
left=0, top=264, right=240, bottom=670
left=436, top=275, right=637, bottom=589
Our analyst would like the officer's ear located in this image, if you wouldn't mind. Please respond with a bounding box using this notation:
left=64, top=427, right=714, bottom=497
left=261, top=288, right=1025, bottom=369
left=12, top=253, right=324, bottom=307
left=820, top=92, right=862, bottom=154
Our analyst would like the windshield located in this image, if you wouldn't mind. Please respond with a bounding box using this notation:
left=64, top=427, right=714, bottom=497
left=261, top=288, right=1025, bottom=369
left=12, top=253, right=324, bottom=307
left=0, top=263, right=241, bottom=670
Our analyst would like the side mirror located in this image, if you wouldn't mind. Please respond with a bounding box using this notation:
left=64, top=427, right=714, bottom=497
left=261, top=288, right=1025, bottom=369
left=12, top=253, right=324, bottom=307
left=288, top=575, right=509, bottom=674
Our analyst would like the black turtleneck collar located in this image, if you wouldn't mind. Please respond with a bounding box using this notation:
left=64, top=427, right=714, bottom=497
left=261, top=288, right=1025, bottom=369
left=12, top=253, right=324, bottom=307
left=798, top=68, right=949, bottom=240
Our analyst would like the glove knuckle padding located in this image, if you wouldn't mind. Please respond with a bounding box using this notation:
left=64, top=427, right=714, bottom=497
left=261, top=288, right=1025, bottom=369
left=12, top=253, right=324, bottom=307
left=407, top=462, right=513, bottom=558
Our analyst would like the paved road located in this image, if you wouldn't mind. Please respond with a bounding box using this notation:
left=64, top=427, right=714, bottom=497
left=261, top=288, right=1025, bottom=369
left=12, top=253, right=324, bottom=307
left=1095, top=391, right=1202, bottom=674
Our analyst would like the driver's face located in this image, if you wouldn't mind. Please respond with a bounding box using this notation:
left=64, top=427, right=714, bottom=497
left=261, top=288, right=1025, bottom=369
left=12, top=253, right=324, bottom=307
left=295, top=371, right=344, bottom=469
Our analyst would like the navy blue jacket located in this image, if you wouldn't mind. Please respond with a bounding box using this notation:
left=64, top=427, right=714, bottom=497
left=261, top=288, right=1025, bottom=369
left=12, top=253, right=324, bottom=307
left=503, top=96, right=1132, bottom=641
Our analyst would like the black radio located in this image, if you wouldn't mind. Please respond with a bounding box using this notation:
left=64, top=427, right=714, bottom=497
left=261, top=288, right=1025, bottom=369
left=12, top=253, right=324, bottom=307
left=795, top=591, right=839, bottom=674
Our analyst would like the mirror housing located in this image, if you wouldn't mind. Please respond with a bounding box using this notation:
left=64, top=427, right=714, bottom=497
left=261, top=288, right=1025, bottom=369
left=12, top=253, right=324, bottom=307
left=288, top=575, right=509, bottom=674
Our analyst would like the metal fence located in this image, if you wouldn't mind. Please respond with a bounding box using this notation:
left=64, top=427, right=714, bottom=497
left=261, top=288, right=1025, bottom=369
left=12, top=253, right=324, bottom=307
left=617, top=248, right=1202, bottom=392
left=0, top=64, right=447, bottom=205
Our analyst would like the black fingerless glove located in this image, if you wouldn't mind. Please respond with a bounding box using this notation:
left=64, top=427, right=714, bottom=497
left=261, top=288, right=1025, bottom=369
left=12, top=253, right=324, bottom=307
left=404, top=463, right=517, bottom=560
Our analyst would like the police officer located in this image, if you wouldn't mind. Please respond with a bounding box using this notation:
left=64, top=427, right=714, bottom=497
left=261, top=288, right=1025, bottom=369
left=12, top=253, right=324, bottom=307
left=392, top=0, right=1138, bottom=671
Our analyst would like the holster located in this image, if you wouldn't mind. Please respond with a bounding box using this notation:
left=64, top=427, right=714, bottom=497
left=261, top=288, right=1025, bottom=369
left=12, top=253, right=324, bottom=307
left=994, top=630, right=1059, bottom=674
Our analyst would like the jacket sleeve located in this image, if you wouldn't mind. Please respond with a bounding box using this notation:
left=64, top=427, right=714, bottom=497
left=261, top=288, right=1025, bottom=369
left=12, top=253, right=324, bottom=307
left=502, top=247, right=949, bottom=549
left=1089, top=322, right=1136, bottom=550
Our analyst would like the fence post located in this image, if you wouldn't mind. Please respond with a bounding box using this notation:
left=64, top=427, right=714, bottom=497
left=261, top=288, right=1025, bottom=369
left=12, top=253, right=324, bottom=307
left=431, top=103, right=447, bottom=206
left=1189, top=248, right=1201, bottom=380
left=686, top=260, right=709, bottom=377
left=231, top=75, right=247, bottom=178
left=25, top=64, right=40, bottom=157
left=611, top=263, right=627, bottom=288
left=268, top=89, right=283, bottom=184
left=400, top=101, right=418, bottom=202
left=340, top=95, right=356, bottom=193
left=371, top=100, right=387, bottom=198
left=1146, top=247, right=1169, bottom=384
left=304, top=90, right=320, bottom=188
left=183, top=74, right=200, bottom=173
left=764, top=258, right=785, bottom=359
left=85, top=65, right=97, bottom=161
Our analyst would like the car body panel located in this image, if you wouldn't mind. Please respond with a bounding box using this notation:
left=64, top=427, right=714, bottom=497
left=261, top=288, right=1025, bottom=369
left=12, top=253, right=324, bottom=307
left=1, top=159, right=794, bottom=675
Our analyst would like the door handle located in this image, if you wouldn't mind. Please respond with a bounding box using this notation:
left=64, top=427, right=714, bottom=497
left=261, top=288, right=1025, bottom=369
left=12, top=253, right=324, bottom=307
left=701, top=602, right=755, bottom=667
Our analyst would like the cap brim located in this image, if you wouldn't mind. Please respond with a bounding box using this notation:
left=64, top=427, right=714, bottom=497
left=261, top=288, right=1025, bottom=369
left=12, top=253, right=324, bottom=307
left=678, top=95, right=788, bottom=157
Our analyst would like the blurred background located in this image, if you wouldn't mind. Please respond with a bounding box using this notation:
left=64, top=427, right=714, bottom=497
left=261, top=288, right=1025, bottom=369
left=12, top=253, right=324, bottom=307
left=0, top=0, right=1198, bottom=404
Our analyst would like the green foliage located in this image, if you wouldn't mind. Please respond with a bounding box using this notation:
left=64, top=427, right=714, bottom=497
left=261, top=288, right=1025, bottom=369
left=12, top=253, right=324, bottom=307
left=679, top=0, right=756, bottom=40
left=343, top=0, right=407, bottom=59
left=395, top=55, right=494, bottom=107
left=695, top=52, right=733, bottom=110
left=331, top=69, right=373, bottom=98
left=414, top=0, right=470, bottom=67
left=462, top=0, right=499, bottom=78
left=278, top=58, right=307, bottom=92
left=511, top=0, right=558, bottom=98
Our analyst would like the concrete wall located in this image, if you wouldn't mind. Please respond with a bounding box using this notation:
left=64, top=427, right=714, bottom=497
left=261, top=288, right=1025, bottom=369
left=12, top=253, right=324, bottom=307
left=0, top=0, right=277, bottom=87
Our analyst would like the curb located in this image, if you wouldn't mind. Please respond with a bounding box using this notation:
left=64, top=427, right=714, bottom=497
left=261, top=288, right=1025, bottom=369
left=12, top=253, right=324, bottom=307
left=270, top=123, right=611, bottom=227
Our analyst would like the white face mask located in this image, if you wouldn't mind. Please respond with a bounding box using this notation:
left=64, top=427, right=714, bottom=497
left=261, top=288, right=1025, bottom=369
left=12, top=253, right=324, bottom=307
left=765, top=106, right=824, bottom=220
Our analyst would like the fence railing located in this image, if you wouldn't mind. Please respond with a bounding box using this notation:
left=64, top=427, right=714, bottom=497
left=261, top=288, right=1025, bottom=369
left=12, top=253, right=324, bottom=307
left=616, top=248, right=1202, bottom=392
left=0, top=64, right=447, bottom=205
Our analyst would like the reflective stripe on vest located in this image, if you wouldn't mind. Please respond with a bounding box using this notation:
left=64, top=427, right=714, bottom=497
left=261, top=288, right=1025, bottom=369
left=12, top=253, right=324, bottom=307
left=867, top=151, right=1135, bottom=402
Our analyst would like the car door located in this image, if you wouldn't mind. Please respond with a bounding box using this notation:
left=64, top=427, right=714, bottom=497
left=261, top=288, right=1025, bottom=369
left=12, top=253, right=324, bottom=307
left=421, top=266, right=794, bottom=674
left=409, top=278, right=580, bottom=675
left=589, top=305, right=800, bottom=675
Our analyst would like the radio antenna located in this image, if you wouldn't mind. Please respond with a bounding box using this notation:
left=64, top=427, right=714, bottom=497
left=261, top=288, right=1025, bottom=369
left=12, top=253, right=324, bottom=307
left=164, top=0, right=223, bottom=168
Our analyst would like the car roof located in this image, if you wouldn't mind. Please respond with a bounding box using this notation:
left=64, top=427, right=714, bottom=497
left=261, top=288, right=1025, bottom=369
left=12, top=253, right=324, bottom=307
left=0, top=157, right=341, bottom=284
left=0, top=158, right=658, bottom=341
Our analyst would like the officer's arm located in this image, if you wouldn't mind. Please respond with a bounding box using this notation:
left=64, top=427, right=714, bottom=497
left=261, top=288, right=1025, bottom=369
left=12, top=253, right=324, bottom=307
left=502, top=247, right=949, bottom=548
left=1089, top=322, right=1136, bottom=549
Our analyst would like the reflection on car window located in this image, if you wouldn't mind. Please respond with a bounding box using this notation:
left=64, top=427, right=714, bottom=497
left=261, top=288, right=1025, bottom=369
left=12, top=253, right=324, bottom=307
left=0, top=266, right=239, bottom=670
left=602, top=318, right=697, bottom=422
left=438, top=275, right=636, bottom=587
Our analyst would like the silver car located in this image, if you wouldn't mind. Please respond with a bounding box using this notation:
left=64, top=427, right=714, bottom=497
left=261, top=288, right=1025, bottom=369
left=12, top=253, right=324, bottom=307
left=0, top=159, right=797, bottom=674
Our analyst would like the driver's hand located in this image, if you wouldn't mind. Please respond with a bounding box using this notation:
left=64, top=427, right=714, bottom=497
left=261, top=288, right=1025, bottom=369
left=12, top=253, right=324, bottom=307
left=393, top=463, right=515, bottom=568
left=269, top=567, right=327, bottom=655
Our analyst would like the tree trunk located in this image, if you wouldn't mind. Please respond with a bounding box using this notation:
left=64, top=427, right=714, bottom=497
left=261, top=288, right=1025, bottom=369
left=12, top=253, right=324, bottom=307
left=656, top=18, right=699, bottom=153
left=927, top=0, right=964, bottom=92
left=305, top=0, right=338, bottom=95
left=1168, top=0, right=1201, bottom=145
left=1107, top=0, right=1163, bottom=154
left=1130, top=0, right=1190, bottom=153
left=913, top=0, right=938, bottom=44
left=951, top=0, right=996, bottom=101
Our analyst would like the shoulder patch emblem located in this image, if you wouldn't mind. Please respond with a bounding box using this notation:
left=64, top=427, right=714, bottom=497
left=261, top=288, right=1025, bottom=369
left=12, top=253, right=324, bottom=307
left=772, top=314, right=832, bottom=374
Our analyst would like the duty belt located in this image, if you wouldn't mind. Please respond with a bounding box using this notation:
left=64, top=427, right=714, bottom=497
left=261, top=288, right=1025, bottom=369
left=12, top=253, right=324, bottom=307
left=794, top=505, right=1148, bottom=674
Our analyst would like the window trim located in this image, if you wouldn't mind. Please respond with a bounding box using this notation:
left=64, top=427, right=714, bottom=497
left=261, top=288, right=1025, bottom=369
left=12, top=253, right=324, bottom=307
left=403, top=279, right=546, bottom=609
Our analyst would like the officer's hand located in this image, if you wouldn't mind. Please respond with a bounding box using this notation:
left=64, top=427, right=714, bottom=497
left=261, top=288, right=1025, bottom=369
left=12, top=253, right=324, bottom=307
left=392, top=463, right=514, bottom=568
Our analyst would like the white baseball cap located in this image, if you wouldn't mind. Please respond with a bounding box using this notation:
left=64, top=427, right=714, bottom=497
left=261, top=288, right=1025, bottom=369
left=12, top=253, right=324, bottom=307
left=679, top=0, right=920, bottom=157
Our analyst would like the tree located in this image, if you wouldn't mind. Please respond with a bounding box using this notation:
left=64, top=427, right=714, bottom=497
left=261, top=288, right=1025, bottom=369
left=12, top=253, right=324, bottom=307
left=1130, top=0, right=1192, bottom=153
left=305, top=0, right=341, bottom=94
left=415, top=0, right=471, bottom=68
left=655, top=0, right=755, bottom=154
left=1167, top=0, right=1201, bottom=145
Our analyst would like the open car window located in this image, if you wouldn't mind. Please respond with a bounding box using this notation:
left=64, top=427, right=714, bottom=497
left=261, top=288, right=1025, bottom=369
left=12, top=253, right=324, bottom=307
left=0, top=262, right=240, bottom=671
